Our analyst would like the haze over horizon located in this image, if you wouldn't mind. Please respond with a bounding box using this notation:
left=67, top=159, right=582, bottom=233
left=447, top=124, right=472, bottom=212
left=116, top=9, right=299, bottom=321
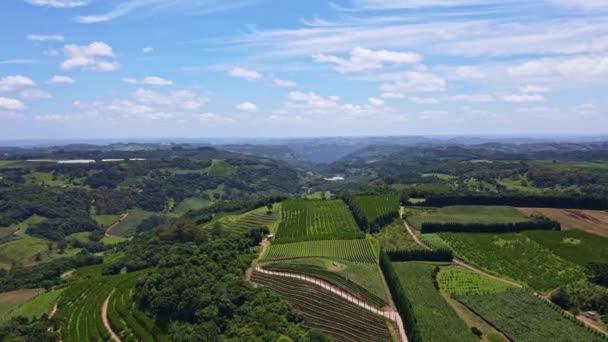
left=1, top=0, right=607, bottom=139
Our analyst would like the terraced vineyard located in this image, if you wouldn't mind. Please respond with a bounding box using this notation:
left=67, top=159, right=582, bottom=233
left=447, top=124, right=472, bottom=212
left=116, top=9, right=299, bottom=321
left=353, top=194, right=399, bottom=223
left=251, top=270, right=393, bottom=342
left=438, top=267, right=514, bottom=295
left=204, top=205, right=281, bottom=235
left=275, top=199, right=362, bottom=243
left=264, top=239, right=378, bottom=264
left=261, top=262, right=387, bottom=308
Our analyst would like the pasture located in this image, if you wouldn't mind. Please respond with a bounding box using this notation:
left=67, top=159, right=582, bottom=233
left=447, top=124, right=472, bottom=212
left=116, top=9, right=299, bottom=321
left=523, top=229, right=608, bottom=266
left=353, top=194, right=399, bottom=223
left=518, top=207, right=608, bottom=237
left=392, top=262, right=477, bottom=342
left=408, top=206, right=530, bottom=230
left=438, top=266, right=514, bottom=295
left=264, top=238, right=378, bottom=264
left=251, top=270, right=394, bottom=342
left=108, top=209, right=157, bottom=237
left=439, top=232, right=584, bottom=291
left=275, top=199, right=361, bottom=243
left=458, top=288, right=606, bottom=342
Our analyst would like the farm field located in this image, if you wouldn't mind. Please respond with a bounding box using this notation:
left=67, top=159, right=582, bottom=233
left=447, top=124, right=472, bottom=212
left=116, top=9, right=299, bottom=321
left=172, top=197, right=211, bottom=215
left=518, top=207, right=608, bottom=237
left=1, top=289, right=64, bottom=322
left=92, top=214, right=122, bottom=229
left=275, top=199, right=362, bottom=243
left=438, top=266, right=514, bottom=295
left=261, top=257, right=387, bottom=308
left=523, top=229, right=608, bottom=266
left=375, top=219, right=421, bottom=251
left=419, top=233, right=451, bottom=250
left=206, top=159, right=236, bottom=177
left=458, top=288, right=606, bottom=342
left=205, top=204, right=282, bottom=235
left=264, top=238, right=378, bottom=264
left=0, top=288, right=43, bottom=317
left=408, top=206, right=531, bottom=230
left=353, top=194, right=399, bottom=223
left=108, top=209, right=157, bottom=237
left=251, top=270, right=394, bottom=342
left=439, top=232, right=584, bottom=291
left=392, top=262, right=477, bottom=342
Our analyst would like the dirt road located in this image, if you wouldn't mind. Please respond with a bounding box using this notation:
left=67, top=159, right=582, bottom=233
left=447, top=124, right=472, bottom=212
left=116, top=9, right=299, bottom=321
left=102, top=290, right=121, bottom=342
left=105, top=213, right=129, bottom=237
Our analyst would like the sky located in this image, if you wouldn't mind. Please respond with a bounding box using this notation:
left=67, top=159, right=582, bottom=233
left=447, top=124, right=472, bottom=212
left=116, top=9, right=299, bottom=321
left=0, top=0, right=607, bottom=139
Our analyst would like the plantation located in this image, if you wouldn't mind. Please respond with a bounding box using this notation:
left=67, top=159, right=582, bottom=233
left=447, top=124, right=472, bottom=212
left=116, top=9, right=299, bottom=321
left=264, top=239, right=377, bottom=264
left=438, top=267, right=514, bottom=295
left=419, top=233, right=451, bottom=250
left=108, top=209, right=157, bottom=237
left=458, top=288, right=607, bottom=342
left=374, top=219, right=421, bottom=251
left=261, top=258, right=387, bottom=308
left=275, top=199, right=362, bottom=243
left=251, top=270, right=394, bottom=342
left=407, top=205, right=531, bottom=230
left=353, top=194, right=399, bottom=224
left=439, top=232, right=584, bottom=291
left=392, top=262, right=477, bottom=342
left=523, top=229, right=608, bottom=266
left=205, top=204, right=281, bottom=235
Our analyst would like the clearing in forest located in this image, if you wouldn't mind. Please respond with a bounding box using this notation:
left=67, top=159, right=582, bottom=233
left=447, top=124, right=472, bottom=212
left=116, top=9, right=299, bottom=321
left=275, top=199, right=362, bottom=243
left=518, top=207, right=608, bottom=237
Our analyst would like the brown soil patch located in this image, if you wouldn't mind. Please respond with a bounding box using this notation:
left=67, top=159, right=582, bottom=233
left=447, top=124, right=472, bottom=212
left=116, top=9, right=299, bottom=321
left=0, top=288, right=43, bottom=308
left=518, top=208, right=608, bottom=237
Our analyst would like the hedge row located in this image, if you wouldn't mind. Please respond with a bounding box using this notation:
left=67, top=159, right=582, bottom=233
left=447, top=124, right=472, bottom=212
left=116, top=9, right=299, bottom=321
left=420, top=217, right=560, bottom=234
left=386, top=248, right=453, bottom=262
left=416, top=194, right=608, bottom=210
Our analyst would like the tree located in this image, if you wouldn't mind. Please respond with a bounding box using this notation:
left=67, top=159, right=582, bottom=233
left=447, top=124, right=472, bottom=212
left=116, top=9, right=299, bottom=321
left=211, top=221, right=224, bottom=239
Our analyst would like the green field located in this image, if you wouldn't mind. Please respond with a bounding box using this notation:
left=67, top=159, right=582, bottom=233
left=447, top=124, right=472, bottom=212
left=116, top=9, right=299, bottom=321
left=438, top=267, right=514, bottom=295
left=205, top=204, right=282, bottom=235
left=419, top=233, right=451, bottom=250
left=392, top=262, right=477, bottom=342
left=275, top=199, right=362, bottom=243
left=353, top=194, right=399, bottom=223
left=439, top=232, right=584, bottom=291
left=523, top=230, right=608, bottom=266
left=1, top=289, right=64, bottom=322
left=92, top=214, right=122, bottom=229
left=261, top=258, right=387, bottom=308
left=422, top=173, right=458, bottom=181
left=458, top=289, right=606, bottom=342
left=375, top=219, right=421, bottom=251
left=251, top=270, right=393, bottom=342
left=172, top=197, right=211, bottom=215
left=408, top=206, right=530, bottom=230
left=0, top=288, right=44, bottom=318
left=264, top=238, right=378, bottom=264
left=206, top=159, right=236, bottom=177
left=109, top=209, right=157, bottom=237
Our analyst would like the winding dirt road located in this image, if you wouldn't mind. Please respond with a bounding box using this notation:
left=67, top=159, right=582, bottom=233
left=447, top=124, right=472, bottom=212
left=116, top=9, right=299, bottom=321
left=105, top=213, right=129, bottom=237
left=102, top=290, right=121, bottom=342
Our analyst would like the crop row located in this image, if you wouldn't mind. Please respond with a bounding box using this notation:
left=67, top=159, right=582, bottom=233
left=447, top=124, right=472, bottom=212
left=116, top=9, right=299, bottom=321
left=251, top=271, right=393, bottom=342
left=437, top=268, right=514, bottom=295
left=264, top=239, right=377, bottom=264
left=353, top=194, right=400, bottom=224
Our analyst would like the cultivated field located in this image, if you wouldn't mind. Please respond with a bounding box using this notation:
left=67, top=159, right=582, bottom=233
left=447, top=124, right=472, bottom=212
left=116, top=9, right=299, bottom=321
left=458, top=288, right=606, bottom=342
left=353, top=194, right=399, bottom=223
left=172, top=197, right=211, bottom=215
left=264, top=239, right=377, bottom=264
left=0, top=288, right=43, bottom=317
left=375, top=219, right=421, bottom=251
left=251, top=270, right=393, bottom=342
left=275, top=199, right=362, bottom=243
left=392, top=262, right=477, bottom=342
left=1, top=289, right=63, bottom=322
left=518, top=207, right=608, bottom=237
left=205, top=204, right=281, bottom=235
left=523, top=230, right=608, bottom=266
left=438, top=267, right=514, bottom=295
left=408, top=206, right=530, bottom=230
left=108, top=209, right=156, bottom=237
left=439, top=232, right=584, bottom=291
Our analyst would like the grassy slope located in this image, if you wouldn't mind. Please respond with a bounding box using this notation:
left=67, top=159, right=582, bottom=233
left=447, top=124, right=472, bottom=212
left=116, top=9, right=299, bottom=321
left=173, top=197, right=211, bottom=216
left=0, top=288, right=43, bottom=318
left=1, top=289, right=64, bottom=322
left=109, top=209, right=157, bottom=237
left=374, top=219, right=421, bottom=251
left=408, top=205, right=530, bottom=229
left=92, top=214, right=122, bottom=228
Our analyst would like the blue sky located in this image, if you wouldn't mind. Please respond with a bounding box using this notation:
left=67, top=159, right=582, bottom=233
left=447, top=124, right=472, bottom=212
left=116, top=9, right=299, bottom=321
left=1, top=0, right=607, bottom=139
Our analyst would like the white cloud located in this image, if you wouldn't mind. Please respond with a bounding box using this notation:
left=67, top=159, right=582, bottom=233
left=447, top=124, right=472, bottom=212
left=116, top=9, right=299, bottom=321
left=273, top=78, right=297, bottom=87
left=451, top=94, right=494, bottom=102
left=547, top=0, right=608, bottom=10
left=25, top=0, right=87, bottom=8
left=27, top=34, right=65, bottom=42
left=228, top=67, right=262, bottom=81
left=237, top=101, right=259, bottom=112
left=143, top=46, right=153, bottom=53
left=313, top=47, right=422, bottom=73
left=380, top=72, right=446, bottom=93
left=197, top=112, right=235, bottom=123
left=121, top=78, right=138, bottom=84
left=20, top=89, right=52, bottom=99
left=368, top=97, right=384, bottom=106
left=503, top=94, right=545, bottom=103
left=0, top=97, right=26, bottom=111
left=133, top=89, right=208, bottom=110
left=0, top=59, right=38, bottom=65
left=47, top=75, right=75, bottom=84
left=520, top=85, right=552, bottom=93
left=34, top=114, right=68, bottom=122
left=508, top=55, right=608, bottom=79
left=455, top=66, right=486, bottom=79
left=381, top=92, right=404, bottom=99
left=287, top=91, right=340, bottom=111
left=0, top=75, right=36, bottom=92
left=61, top=42, right=119, bottom=71
left=142, top=76, right=173, bottom=86
left=409, top=97, right=439, bottom=104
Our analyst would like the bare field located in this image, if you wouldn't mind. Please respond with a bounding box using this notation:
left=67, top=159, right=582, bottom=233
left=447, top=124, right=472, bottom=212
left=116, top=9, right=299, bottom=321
left=518, top=208, right=608, bottom=237
left=0, top=288, right=43, bottom=316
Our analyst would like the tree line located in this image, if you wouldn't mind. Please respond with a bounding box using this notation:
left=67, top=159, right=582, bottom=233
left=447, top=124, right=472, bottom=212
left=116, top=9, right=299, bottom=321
left=417, top=194, right=608, bottom=210
left=420, top=217, right=560, bottom=234
left=386, top=248, right=453, bottom=262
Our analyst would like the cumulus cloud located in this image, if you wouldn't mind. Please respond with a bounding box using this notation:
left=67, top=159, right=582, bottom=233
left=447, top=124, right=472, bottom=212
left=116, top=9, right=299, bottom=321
left=0, top=97, right=26, bottom=111
left=380, top=72, right=446, bottom=93
left=455, top=66, right=486, bottom=79
left=313, top=47, right=422, bottom=73
left=47, top=75, right=75, bottom=84
left=503, top=94, right=545, bottom=103
left=228, top=67, right=262, bottom=81
left=0, top=75, right=36, bottom=92
left=27, top=34, right=65, bottom=42
left=25, top=0, right=87, bottom=8
left=368, top=97, right=385, bottom=106
left=273, top=78, right=297, bottom=87
left=142, top=46, right=153, bottom=53
left=61, top=42, right=119, bottom=71
left=236, top=101, right=259, bottom=112
left=20, top=89, right=52, bottom=100
left=121, top=77, right=173, bottom=86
